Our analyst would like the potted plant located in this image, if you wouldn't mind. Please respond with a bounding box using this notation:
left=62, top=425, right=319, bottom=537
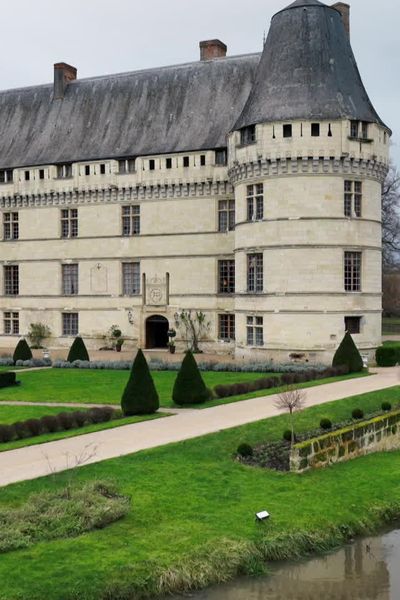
left=115, top=338, right=124, bottom=353
left=168, top=340, right=176, bottom=354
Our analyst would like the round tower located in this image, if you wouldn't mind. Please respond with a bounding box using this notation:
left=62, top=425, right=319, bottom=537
left=229, top=0, right=390, bottom=364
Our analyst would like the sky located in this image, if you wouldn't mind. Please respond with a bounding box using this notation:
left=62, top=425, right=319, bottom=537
left=0, top=0, right=398, bottom=167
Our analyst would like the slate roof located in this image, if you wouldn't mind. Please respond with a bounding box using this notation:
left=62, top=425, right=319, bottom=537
left=235, top=0, right=388, bottom=131
left=0, top=54, right=260, bottom=169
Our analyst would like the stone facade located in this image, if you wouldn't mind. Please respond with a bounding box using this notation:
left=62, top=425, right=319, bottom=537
left=0, top=0, right=391, bottom=362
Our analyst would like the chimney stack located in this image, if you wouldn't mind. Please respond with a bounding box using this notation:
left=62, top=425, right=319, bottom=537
left=54, top=62, right=77, bottom=100
left=199, top=39, right=227, bottom=61
left=332, top=3, right=350, bottom=38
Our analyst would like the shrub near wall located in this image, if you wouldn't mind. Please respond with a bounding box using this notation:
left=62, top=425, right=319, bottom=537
left=0, top=372, right=17, bottom=388
left=376, top=343, right=400, bottom=367
left=290, top=409, right=400, bottom=472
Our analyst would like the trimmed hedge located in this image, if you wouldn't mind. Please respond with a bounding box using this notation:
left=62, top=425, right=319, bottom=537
left=332, top=332, right=363, bottom=373
left=0, top=407, right=119, bottom=444
left=121, top=349, right=159, bottom=415
left=0, top=372, right=17, bottom=389
left=172, top=351, right=210, bottom=405
left=213, top=365, right=349, bottom=399
left=13, top=339, right=32, bottom=363
left=376, top=345, right=400, bottom=367
left=67, top=336, right=90, bottom=363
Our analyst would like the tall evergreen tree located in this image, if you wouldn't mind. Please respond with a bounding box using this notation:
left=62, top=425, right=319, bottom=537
left=13, top=338, right=32, bottom=363
left=172, top=351, right=210, bottom=405
left=332, top=331, right=363, bottom=373
left=67, top=336, right=90, bottom=362
left=121, top=349, right=159, bottom=415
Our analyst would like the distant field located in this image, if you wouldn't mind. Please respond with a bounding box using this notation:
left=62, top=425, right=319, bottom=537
left=382, top=317, right=400, bottom=336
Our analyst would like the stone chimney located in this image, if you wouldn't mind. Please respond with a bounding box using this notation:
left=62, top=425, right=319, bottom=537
left=332, top=3, right=350, bottom=38
left=199, top=39, right=227, bottom=61
left=54, top=62, right=77, bottom=100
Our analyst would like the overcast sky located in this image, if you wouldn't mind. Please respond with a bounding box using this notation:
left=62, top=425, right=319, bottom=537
left=1, top=0, right=398, bottom=167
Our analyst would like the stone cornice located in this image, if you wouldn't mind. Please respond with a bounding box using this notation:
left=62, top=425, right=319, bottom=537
left=228, top=156, right=389, bottom=184
left=0, top=180, right=233, bottom=208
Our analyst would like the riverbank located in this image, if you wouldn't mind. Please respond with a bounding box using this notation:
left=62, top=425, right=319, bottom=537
left=1, top=385, right=400, bottom=599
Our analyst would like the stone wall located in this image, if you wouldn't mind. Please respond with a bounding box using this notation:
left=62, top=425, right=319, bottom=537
left=290, top=409, right=400, bottom=472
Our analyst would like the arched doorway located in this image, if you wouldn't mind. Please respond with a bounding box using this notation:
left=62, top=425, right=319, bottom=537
left=145, top=315, right=169, bottom=349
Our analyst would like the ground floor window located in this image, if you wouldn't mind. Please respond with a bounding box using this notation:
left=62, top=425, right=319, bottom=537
left=246, top=315, right=263, bottom=346
left=4, top=311, right=19, bottom=334
left=218, top=314, right=235, bottom=341
left=62, top=312, right=78, bottom=336
left=345, top=316, right=362, bottom=334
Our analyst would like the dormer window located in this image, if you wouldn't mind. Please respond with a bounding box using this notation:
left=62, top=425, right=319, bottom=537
left=0, top=169, right=13, bottom=184
left=240, top=125, right=256, bottom=146
left=349, top=120, right=371, bottom=141
left=99, top=163, right=106, bottom=175
left=350, top=121, right=359, bottom=138
left=149, top=159, right=155, bottom=171
left=215, top=149, right=227, bottom=166
left=85, top=165, right=90, bottom=176
left=361, top=122, right=369, bottom=139
left=311, top=123, right=320, bottom=137
left=57, top=164, right=72, bottom=179
left=39, top=169, right=45, bottom=180
left=118, top=158, right=135, bottom=174
left=24, top=171, right=30, bottom=181
left=283, top=124, right=292, bottom=138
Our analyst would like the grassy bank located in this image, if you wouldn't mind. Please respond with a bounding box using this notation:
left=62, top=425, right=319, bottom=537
left=0, top=368, right=367, bottom=408
left=0, top=385, right=399, bottom=599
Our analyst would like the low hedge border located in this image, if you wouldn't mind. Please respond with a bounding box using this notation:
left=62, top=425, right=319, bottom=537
left=214, top=365, right=350, bottom=399
left=0, top=406, right=117, bottom=443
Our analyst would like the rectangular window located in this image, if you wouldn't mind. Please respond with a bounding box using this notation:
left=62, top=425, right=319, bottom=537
left=344, top=181, right=362, bottom=218
left=61, top=208, right=78, bottom=238
left=3, top=212, right=19, bottom=240
left=218, top=259, right=235, bottom=294
left=24, top=171, right=30, bottom=181
left=122, top=205, right=140, bottom=236
left=122, top=262, right=140, bottom=295
left=166, top=158, right=172, bottom=169
left=283, top=124, right=292, bottom=138
left=247, top=253, right=263, bottom=293
left=240, top=125, right=256, bottom=146
left=62, top=264, right=79, bottom=295
left=0, top=169, right=13, bottom=184
left=350, top=121, right=359, bottom=138
left=57, top=164, right=72, bottom=178
left=100, top=163, right=106, bottom=175
left=39, top=169, right=45, bottom=180
left=215, top=149, right=227, bottom=166
left=218, top=199, right=235, bottom=232
left=62, top=313, right=78, bottom=336
left=183, top=156, right=190, bottom=168
left=200, top=155, right=206, bottom=166
left=149, top=159, right=155, bottom=171
left=4, top=265, right=19, bottom=296
left=85, top=165, right=90, bottom=176
left=3, top=311, right=19, bottom=335
left=246, top=315, right=263, bottom=346
left=345, top=316, right=361, bottom=334
left=118, top=159, right=135, bottom=174
left=247, top=184, right=264, bottom=221
left=344, top=251, right=362, bottom=292
left=361, top=122, right=369, bottom=139
left=218, top=314, right=235, bottom=341
left=311, top=123, right=320, bottom=137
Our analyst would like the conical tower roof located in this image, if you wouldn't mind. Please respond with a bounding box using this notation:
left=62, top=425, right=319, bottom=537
left=234, top=0, right=388, bottom=130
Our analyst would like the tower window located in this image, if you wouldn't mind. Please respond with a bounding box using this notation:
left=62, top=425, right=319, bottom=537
left=350, top=121, right=359, bottom=138
left=344, top=181, right=362, bottom=218
left=39, top=169, right=45, bottom=180
left=218, top=199, right=235, bottom=232
left=311, top=123, right=320, bottom=137
left=240, top=125, right=256, bottom=146
left=215, top=149, right=227, bottom=166
left=247, top=316, right=263, bottom=346
left=3, top=212, right=19, bottom=241
left=183, top=156, right=190, bottom=168
left=100, top=163, right=106, bottom=175
left=61, top=208, right=78, bottom=238
left=24, top=171, right=30, bottom=181
left=200, top=155, right=206, bottom=166
left=361, top=122, right=369, bottom=139
left=344, top=251, right=362, bottom=292
left=247, top=253, right=263, bottom=293
left=85, top=165, right=90, bottom=176
left=122, top=205, right=140, bottom=236
left=328, top=124, right=332, bottom=137
left=149, top=159, right=155, bottom=171
left=283, top=124, right=292, bottom=138
left=345, top=316, right=362, bottom=334
left=166, top=158, right=172, bottom=169
left=247, top=184, right=264, bottom=221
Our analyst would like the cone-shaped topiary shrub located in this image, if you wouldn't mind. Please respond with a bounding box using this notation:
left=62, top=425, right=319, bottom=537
left=121, top=349, right=159, bottom=415
left=172, top=351, right=210, bottom=405
left=67, top=336, right=90, bottom=362
left=13, top=338, right=32, bottom=363
left=332, top=331, right=363, bottom=373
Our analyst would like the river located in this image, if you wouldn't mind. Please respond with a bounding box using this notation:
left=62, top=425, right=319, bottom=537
left=171, top=529, right=400, bottom=600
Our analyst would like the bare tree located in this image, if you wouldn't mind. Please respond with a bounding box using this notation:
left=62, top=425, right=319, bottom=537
left=382, top=164, right=400, bottom=270
left=383, top=271, right=400, bottom=317
left=174, top=310, right=211, bottom=353
left=274, top=386, right=307, bottom=444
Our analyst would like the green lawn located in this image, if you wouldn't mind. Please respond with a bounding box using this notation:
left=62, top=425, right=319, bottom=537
left=0, top=404, right=77, bottom=424
left=0, top=369, right=367, bottom=408
left=0, top=385, right=399, bottom=600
